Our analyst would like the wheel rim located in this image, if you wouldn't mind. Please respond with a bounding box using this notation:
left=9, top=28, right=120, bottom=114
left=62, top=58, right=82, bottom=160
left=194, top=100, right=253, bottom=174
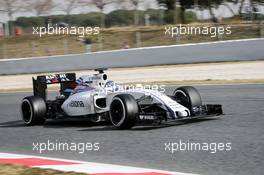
left=174, top=90, right=190, bottom=107
left=110, top=98, right=125, bottom=127
left=21, top=99, right=33, bottom=124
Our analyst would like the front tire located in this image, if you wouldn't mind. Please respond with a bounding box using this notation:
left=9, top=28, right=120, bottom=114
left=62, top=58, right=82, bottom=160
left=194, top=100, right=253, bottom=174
left=173, top=86, right=202, bottom=112
left=21, top=96, right=46, bottom=126
left=109, top=94, right=138, bottom=129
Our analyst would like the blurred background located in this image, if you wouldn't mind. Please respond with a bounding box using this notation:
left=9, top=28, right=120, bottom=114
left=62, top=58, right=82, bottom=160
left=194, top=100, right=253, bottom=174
left=0, top=0, right=264, bottom=59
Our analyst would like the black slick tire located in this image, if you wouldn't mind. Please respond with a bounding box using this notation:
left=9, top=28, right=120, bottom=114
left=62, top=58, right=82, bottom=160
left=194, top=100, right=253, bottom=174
left=109, top=94, right=138, bottom=129
left=21, top=96, right=46, bottom=126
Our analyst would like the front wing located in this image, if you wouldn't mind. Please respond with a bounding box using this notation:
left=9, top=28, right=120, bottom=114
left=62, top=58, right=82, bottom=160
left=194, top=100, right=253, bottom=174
left=136, top=104, right=223, bottom=125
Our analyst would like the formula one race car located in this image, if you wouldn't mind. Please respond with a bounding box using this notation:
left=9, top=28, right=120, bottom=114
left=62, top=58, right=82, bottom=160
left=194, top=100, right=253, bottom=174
left=21, top=69, right=223, bottom=129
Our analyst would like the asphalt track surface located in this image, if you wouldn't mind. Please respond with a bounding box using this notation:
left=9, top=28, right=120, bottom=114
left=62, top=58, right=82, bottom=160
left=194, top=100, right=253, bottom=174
left=0, top=84, right=263, bottom=175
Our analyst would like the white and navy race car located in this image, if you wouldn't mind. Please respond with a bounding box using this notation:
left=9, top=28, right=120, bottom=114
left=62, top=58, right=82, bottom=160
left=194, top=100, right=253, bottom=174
left=21, top=69, right=223, bottom=129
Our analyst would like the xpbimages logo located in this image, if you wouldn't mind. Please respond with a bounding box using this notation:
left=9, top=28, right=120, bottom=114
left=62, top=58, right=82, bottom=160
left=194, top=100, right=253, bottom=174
left=32, top=24, right=100, bottom=37
left=164, top=140, right=232, bottom=154
left=32, top=140, right=100, bottom=154
left=165, top=24, right=232, bottom=38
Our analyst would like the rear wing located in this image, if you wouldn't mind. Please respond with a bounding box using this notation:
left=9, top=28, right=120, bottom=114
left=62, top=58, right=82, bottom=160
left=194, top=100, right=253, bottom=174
left=33, top=73, right=76, bottom=100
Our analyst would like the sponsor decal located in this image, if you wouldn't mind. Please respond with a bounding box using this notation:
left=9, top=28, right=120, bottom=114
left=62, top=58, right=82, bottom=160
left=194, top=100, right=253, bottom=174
left=68, top=101, right=85, bottom=108
left=139, top=115, right=155, bottom=120
left=45, top=74, right=70, bottom=83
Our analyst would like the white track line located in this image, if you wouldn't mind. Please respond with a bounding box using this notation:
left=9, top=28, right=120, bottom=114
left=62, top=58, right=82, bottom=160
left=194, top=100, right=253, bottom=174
left=0, top=153, right=197, bottom=175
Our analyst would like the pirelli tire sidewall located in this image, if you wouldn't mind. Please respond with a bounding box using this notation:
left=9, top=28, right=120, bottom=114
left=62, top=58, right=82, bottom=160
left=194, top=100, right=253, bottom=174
left=21, top=96, right=46, bottom=126
left=109, top=94, right=139, bottom=129
left=173, top=86, right=202, bottom=112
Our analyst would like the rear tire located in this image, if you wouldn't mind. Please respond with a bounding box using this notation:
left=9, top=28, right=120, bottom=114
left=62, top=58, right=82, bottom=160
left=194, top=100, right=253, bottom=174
left=21, top=96, right=46, bottom=126
left=109, top=94, right=138, bottom=129
left=173, top=86, right=202, bottom=112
